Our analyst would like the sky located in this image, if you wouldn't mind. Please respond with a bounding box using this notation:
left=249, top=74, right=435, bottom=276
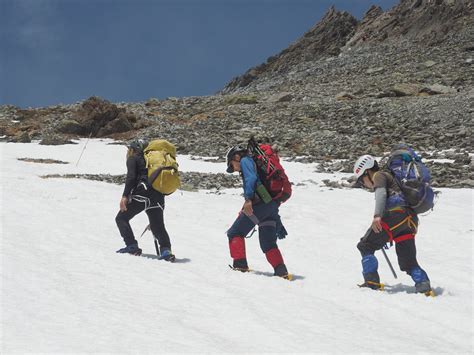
left=1, top=0, right=399, bottom=108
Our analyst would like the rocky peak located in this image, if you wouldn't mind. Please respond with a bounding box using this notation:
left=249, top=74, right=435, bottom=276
left=360, top=5, right=384, bottom=26
left=300, top=6, right=358, bottom=57
left=222, top=7, right=358, bottom=92
left=346, top=0, right=474, bottom=47
left=223, top=0, right=473, bottom=93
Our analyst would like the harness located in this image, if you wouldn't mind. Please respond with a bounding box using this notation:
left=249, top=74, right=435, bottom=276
left=130, top=182, right=164, bottom=212
left=234, top=209, right=277, bottom=239
left=380, top=207, right=417, bottom=244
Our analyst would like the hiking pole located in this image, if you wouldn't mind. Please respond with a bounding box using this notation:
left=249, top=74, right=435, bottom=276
left=75, top=131, right=92, bottom=167
left=250, top=138, right=274, bottom=170
left=381, top=247, right=398, bottom=279
left=248, top=137, right=277, bottom=173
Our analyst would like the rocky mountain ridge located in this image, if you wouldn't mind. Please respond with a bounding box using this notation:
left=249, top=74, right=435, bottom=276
left=1, top=0, right=473, bottom=187
left=223, top=0, right=472, bottom=91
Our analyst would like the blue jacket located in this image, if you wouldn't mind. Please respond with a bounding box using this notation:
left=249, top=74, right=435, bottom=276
left=240, top=156, right=259, bottom=200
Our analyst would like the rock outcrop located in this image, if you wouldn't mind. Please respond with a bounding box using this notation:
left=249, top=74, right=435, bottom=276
left=70, top=96, right=138, bottom=137
left=347, top=0, right=473, bottom=46
left=223, top=7, right=358, bottom=91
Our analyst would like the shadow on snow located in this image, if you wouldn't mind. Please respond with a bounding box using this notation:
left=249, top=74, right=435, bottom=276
left=140, top=254, right=192, bottom=263
left=383, top=283, right=444, bottom=296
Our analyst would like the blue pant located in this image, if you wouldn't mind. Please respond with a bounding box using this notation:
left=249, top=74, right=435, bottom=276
left=227, top=201, right=279, bottom=253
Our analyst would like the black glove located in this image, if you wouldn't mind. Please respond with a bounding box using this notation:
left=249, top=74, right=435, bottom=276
left=275, top=215, right=288, bottom=240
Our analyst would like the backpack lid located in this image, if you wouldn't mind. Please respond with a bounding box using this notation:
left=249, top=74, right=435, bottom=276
left=144, top=139, right=177, bottom=157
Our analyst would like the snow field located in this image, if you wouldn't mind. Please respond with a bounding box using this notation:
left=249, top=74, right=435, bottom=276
left=1, top=140, right=472, bottom=353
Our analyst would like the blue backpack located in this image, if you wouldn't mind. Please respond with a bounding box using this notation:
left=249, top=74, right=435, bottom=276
left=386, top=144, right=434, bottom=214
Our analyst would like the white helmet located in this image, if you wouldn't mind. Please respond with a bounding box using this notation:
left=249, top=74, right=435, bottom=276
left=353, top=155, right=376, bottom=178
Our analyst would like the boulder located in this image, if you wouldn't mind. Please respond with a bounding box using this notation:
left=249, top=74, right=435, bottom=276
left=40, top=135, right=76, bottom=145
left=97, top=113, right=134, bottom=137
left=73, top=96, right=122, bottom=136
left=391, top=83, right=421, bottom=97
left=336, top=92, right=355, bottom=100
left=419, top=84, right=457, bottom=95
left=14, top=131, right=31, bottom=143
left=71, top=97, right=138, bottom=137
left=423, top=60, right=437, bottom=68
left=366, top=67, right=384, bottom=74
left=56, top=119, right=85, bottom=134
left=270, top=92, right=294, bottom=102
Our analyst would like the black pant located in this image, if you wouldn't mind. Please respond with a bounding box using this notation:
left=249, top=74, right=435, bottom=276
left=116, top=184, right=171, bottom=250
left=357, top=208, right=419, bottom=273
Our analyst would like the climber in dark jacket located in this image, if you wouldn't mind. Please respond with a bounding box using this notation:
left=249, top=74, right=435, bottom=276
left=115, top=139, right=174, bottom=261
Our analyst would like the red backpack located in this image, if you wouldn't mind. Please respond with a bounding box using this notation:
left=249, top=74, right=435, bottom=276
left=248, top=138, right=292, bottom=204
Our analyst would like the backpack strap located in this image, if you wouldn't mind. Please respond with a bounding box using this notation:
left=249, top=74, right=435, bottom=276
left=372, top=170, right=381, bottom=182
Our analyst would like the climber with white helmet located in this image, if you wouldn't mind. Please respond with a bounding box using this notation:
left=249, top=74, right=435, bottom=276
left=353, top=154, right=432, bottom=295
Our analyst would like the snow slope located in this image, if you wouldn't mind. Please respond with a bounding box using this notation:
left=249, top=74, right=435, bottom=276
left=1, top=140, right=472, bottom=353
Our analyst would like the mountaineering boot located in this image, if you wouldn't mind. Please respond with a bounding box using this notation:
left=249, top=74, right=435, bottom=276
left=265, top=248, right=290, bottom=279
left=159, top=247, right=176, bottom=262
left=359, top=254, right=382, bottom=289
left=274, top=263, right=291, bottom=280
left=232, top=258, right=249, bottom=272
left=415, top=280, right=432, bottom=294
left=116, top=243, right=142, bottom=256
left=359, top=272, right=383, bottom=290
left=409, top=266, right=431, bottom=294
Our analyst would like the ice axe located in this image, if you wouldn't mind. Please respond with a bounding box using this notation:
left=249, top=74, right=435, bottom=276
left=381, top=247, right=398, bottom=279
left=140, top=224, right=160, bottom=257
left=139, top=224, right=150, bottom=238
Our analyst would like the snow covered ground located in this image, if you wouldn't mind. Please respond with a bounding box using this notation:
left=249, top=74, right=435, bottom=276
left=1, top=139, right=472, bottom=353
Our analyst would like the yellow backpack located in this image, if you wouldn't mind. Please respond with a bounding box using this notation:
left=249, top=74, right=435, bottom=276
left=143, top=139, right=180, bottom=195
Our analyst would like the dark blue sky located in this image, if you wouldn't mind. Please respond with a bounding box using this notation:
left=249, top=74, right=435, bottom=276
left=1, top=0, right=399, bottom=108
